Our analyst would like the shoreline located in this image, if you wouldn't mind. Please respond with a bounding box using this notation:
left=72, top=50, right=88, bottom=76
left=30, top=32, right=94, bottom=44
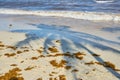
left=0, top=9, right=120, bottom=22
left=0, top=14, right=120, bottom=80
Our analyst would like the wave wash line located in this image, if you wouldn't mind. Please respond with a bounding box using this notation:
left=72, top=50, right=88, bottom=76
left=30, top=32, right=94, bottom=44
left=0, top=9, right=120, bottom=22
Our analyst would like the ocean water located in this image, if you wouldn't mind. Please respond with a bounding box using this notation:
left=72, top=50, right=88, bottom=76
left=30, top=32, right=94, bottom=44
left=0, top=0, right=120, bottom=13
left=0, top=0, right=120, bottom=21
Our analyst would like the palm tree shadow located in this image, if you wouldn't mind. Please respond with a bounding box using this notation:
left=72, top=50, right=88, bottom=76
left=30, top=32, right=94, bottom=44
left=102, top=27, right=120, bottom=33
left=11, top=24, right=120, bottom=79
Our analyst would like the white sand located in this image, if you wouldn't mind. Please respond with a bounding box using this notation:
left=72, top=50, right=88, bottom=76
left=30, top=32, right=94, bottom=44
left=0, top=14, right=120, bottom=80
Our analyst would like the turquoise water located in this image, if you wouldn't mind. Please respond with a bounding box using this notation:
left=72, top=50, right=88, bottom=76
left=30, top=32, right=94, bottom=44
left=0, top=0, right=120, bottom=13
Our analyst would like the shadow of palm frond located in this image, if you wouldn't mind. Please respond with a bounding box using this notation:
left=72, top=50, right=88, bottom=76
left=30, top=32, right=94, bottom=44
left=118, top=37, right=120, bottom=40
left=11, top=24, right=120, bottom=79
left=102, top=27, right=120, bottom=33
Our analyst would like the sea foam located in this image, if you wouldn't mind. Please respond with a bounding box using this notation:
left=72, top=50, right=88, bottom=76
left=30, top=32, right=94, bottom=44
left=0, top=9, right=120, bottom=22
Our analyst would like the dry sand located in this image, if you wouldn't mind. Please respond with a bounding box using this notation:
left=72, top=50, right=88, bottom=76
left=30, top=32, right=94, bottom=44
left=0, top=14, right=120, bottom=80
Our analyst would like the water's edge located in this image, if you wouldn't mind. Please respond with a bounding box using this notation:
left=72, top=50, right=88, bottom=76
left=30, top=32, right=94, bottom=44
left=0, top=9, right=120, bottom=22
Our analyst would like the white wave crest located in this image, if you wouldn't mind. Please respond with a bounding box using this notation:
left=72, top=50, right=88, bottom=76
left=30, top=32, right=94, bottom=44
left=0, top=9, right=120, bottom=21
left=94, top=0, right=114, bottom=3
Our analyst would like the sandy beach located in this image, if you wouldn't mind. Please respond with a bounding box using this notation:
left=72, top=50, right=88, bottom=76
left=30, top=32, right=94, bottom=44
left=0, top=14, right=120, bottom=80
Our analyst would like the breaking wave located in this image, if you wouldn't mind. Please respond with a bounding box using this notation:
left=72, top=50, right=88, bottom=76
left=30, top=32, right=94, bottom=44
left=0, top=9, right=120, bottom=21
